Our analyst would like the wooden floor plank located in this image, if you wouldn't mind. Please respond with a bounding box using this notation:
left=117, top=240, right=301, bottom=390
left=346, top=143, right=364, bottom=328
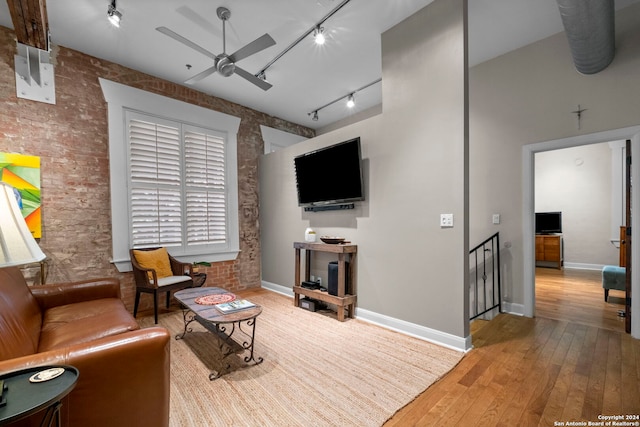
left=620, top=335, right=640, bottom=414
left=560, top=372, right=589, bottom=421
left=539, top=323, right=586, bottom=425
left=581, top=328, right=609, bottom=419
left=603, top=331, right=623, bottom=414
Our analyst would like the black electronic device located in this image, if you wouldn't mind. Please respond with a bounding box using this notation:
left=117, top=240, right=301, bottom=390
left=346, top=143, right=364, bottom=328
left=301, top=281, right=321, bottom=290
left=328, top=261, right=349, bottom=296
left=300, top=298, right=318, bottom=312
left=535, top=211, right=562, bottom=234
left=294, top=137, right=364, bottom=209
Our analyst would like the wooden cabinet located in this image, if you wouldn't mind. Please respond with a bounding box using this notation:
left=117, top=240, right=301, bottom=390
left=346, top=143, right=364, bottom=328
left=535, top=234, right=563, bottom=269
left=292, top=242, right=356, bottom=321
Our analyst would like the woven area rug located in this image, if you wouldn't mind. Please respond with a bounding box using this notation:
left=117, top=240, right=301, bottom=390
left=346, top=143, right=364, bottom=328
left=139, top=291, right=464, bottom=427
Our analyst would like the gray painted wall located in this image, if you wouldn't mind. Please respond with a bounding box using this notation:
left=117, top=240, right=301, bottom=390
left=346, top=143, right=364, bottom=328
left=259, top=0, right=469, bottom=343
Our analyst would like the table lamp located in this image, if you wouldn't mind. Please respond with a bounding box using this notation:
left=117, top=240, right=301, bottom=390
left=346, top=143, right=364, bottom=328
left=0, top=182, right=46, bottom=268
left=0, top=182, right=46, bottom=408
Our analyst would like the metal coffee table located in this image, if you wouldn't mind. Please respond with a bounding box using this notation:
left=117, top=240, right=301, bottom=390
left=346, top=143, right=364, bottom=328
left=174, top=287, right=263, bottom=380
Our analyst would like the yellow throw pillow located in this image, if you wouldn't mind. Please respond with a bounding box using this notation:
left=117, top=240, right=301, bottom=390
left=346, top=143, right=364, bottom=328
left=133, top=248, right=173, bottom=279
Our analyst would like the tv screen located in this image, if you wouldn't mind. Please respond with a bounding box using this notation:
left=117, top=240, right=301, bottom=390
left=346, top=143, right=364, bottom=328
left=294, top=137, right=364, bottom=207
left=535, top=211, right=562, bottom=234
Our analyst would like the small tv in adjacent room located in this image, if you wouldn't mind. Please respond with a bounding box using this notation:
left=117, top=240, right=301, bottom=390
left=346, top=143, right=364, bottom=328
left=294, top=137, right=364, bottom=210
left=535, top=211, right=562, bottom=234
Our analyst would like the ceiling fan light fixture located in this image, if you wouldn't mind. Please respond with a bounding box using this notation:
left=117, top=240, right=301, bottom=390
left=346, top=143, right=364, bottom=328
left=346, top=93, right=355, bottom=108
left=314, top=26, right=326, bottom=45
left=107, top=0, right=122, bottom=27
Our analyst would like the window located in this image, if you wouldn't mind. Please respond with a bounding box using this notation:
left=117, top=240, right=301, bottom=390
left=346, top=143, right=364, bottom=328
left=100, top=79, right=241, bottom=272
left=128, top=113, right=229, bottom=251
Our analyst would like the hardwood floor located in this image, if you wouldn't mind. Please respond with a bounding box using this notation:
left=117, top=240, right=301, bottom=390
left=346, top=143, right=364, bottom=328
left=535, top=267, right=627, bottom=332
left=384, top=268, right=640, bottom=426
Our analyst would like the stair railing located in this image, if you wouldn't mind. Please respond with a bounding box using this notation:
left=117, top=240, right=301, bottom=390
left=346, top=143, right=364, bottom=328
left=469, top=232, right=502, bottom=320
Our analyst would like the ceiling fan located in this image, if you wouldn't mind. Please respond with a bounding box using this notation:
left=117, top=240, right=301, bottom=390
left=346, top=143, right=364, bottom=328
left=156, top=7, right=276, bottom=90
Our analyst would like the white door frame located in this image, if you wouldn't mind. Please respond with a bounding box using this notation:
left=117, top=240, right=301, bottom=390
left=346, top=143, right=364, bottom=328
left=522, top=125, right=640, bottom=339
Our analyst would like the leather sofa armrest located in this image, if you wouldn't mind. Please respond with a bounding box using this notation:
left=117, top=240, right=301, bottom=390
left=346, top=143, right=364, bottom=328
left=31, top=277, right=122, bottom=310
left=0, top=327, right=170, bottom=427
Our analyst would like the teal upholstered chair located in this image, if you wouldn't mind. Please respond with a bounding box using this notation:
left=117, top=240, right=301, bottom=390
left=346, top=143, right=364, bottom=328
left=602, top=265, right=626, bottom=302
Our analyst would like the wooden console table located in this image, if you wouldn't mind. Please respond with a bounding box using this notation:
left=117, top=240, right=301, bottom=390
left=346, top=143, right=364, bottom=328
left=293, top=242, right=357, bottom=321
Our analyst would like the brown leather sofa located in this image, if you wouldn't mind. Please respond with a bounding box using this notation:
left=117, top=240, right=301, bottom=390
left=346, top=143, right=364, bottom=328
left=0, top=267, right=170, bottom=427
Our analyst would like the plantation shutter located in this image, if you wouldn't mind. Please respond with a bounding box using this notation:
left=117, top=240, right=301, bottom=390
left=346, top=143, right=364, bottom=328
left=185, top=129, right=227, bottom=245
left=129, top=117, right=183, bottom=247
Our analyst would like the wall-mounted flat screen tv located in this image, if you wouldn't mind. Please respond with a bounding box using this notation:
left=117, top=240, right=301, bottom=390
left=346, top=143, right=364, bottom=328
left=294, top=137, right=364, bottom=207
left=535, top=211, right=562, bottom=234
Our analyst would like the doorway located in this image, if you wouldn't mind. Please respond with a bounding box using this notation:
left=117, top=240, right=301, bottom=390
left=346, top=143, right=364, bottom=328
left=534, top=142, right=625, bottom=330
left=522, top=125, right=640, bottom=339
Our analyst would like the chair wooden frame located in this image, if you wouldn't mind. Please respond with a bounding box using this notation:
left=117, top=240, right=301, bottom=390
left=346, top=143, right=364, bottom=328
left=130, top=248, right=194, bottom=324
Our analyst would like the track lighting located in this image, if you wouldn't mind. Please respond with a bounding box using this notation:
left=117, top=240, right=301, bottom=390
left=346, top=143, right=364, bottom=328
left=107, top=0, right=122, bottom=27
left=346, top=94, right=355, bottom=108
left=255, top=0, right=352, bottom=83
left=314, top=26, right=325, bottom=45
left=307, top=78, right=381, bottom=123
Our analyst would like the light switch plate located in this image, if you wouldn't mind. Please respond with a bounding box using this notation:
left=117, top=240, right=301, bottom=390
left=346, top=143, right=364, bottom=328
left=440, top=213, right=454, bottom=227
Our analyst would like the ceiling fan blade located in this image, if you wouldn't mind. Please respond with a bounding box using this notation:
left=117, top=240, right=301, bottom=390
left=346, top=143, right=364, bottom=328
left=184, top=65, right=218, bottom=85
left=228, top=33, right=276, bottom=63
left=156, top=26, right=218, bottom=61
left=233, top=66, right=273, bottom=91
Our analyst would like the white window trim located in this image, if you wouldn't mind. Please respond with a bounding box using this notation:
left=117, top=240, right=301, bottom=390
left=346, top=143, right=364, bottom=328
left=100, top=78, right=241, bottom=272
left=260, top=125, right=308, bottom=154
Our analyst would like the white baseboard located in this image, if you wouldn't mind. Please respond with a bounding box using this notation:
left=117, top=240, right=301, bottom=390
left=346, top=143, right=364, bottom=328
left=563, top=262, right=606, bottom=271
left=355, top=308, right=471, bottom=352
left=261, top=280, right=293, bottom=297
left=261, top=280, right=470, bottom=353
left=502, top=301, right=525, bottom=316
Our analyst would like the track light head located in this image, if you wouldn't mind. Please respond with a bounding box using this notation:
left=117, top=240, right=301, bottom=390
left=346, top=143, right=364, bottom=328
left=107, top=0, right=122, bottom=27
left=314, top=26, right=325, bottom=45
left=346, top=94, right=355, bottom=108
left=310, top=111, right=319, bottom=121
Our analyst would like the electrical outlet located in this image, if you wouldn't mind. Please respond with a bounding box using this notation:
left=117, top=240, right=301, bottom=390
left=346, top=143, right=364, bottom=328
left=440, top=213, right=454, bottom=228
left=310, top=275, right=315, bottom=282
left=317, top=277, right=322, bottom=286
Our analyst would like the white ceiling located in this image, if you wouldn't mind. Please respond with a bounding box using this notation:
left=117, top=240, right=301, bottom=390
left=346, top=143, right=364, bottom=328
left=1, top=0, right=638, bottom=130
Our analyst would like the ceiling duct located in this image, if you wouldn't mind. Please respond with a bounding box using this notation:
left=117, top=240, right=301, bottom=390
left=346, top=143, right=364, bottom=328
left=556, top=0, right=615, bottom=74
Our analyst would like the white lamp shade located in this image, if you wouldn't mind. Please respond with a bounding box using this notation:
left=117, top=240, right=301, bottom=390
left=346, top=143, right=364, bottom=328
left=0, top=182, right=46, bottom=267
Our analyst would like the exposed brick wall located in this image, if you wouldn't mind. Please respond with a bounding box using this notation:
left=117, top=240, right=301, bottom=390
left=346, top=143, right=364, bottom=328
left=0, top=26, right=314, bottom=311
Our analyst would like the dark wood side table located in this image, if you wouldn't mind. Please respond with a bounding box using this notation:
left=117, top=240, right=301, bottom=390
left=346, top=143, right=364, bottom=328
left=191, top=272, right=207, bottom=287
left=0, top=365, right=78, bottom=427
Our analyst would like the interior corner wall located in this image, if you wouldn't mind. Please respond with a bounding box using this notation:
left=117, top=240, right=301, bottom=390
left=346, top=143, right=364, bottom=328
left=260, top=0, right=469, bottom=340
left=469, top=2, right=640, bottom=309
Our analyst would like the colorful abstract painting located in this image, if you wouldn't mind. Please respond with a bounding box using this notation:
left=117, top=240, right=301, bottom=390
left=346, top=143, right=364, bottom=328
left=0, top=153, right=41, bottom=238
